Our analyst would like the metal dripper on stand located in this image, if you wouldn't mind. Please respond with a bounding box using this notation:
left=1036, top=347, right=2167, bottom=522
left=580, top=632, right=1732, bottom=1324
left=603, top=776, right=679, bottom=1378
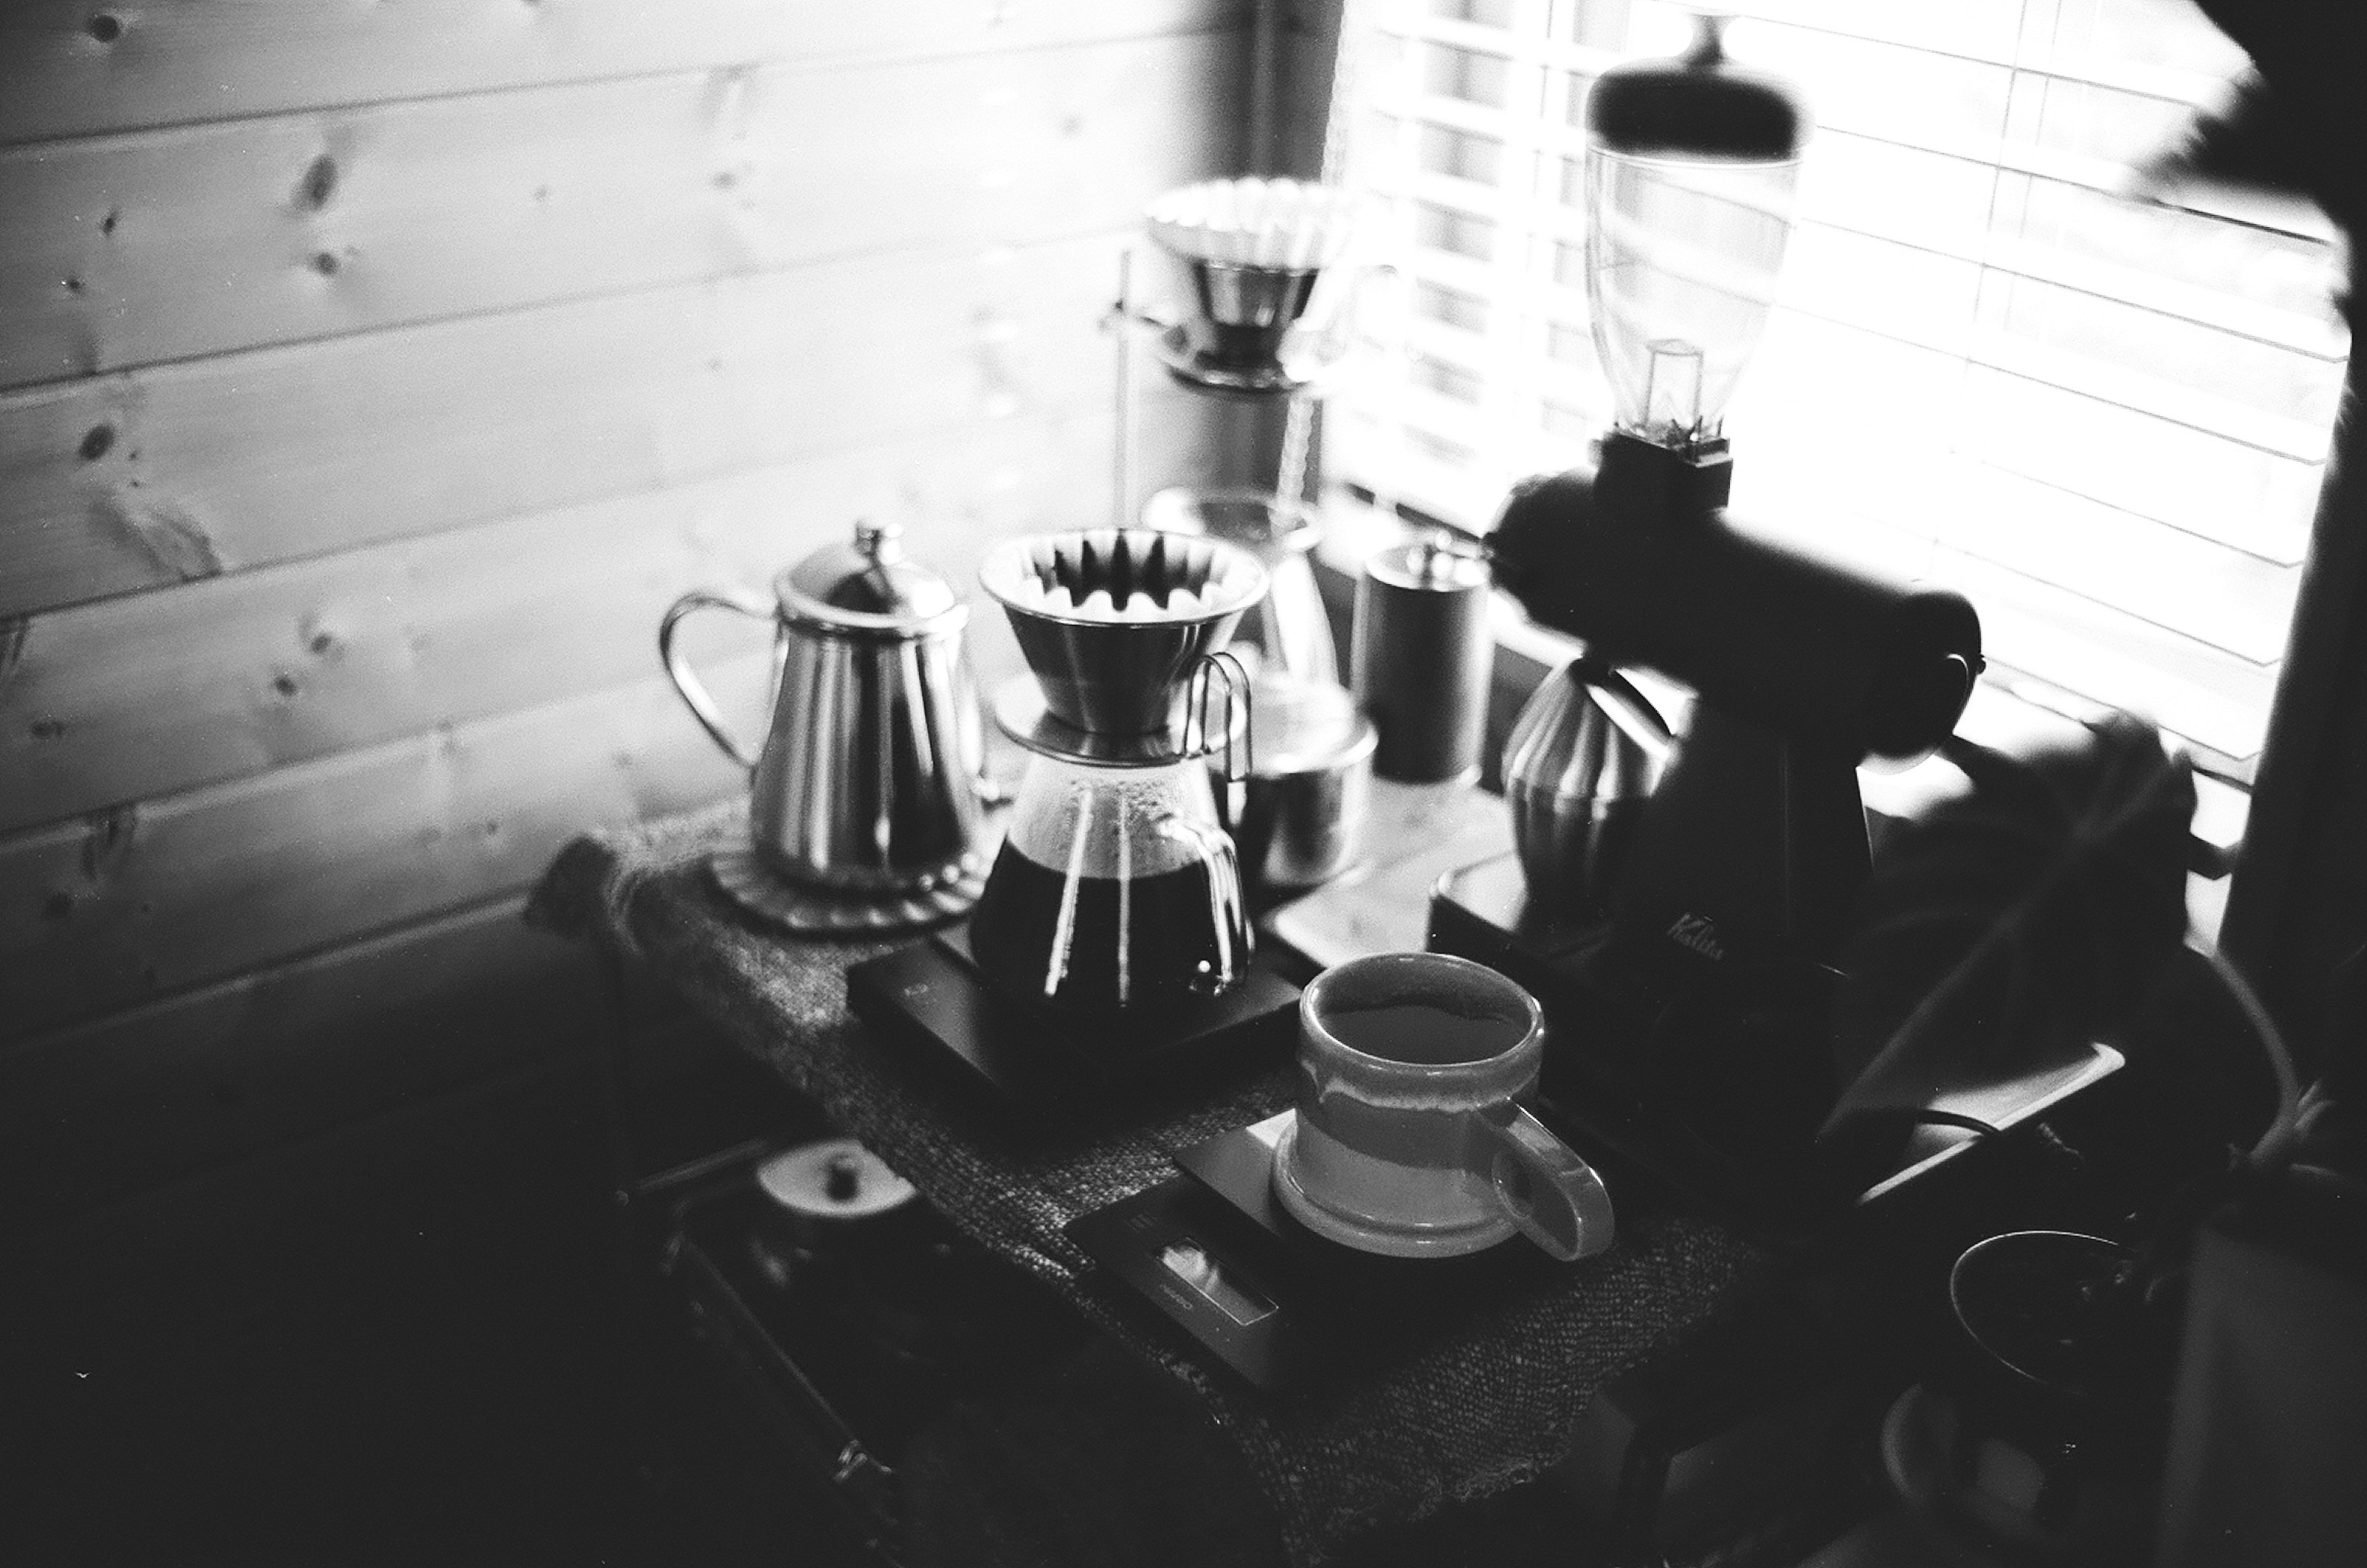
left=1119, top=176, right=1384, bottom=900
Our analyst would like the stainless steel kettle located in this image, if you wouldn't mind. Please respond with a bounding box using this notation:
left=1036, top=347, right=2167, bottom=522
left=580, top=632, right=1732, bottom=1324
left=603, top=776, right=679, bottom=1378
left=660, top=521, right=987, bottom=896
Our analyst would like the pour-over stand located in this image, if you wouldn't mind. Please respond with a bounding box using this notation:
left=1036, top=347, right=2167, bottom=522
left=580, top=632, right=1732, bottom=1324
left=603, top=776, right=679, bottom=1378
left=1108, top=206, right=1367, bottom=537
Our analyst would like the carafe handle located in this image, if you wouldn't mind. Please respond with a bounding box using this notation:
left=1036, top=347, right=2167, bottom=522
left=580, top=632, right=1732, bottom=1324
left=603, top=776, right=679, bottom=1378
left=1470, top=1106, right=1616, bottom=1263
left=1152, top=811, right=1253, bottom=993
left=1187, top=650, right=1254, bottom=835
left=658, top=587, right=775, bottom=772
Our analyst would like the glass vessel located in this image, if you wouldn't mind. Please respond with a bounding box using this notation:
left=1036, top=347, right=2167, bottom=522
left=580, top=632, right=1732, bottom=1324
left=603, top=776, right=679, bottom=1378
left=1584, top=14, right=1809, bottom=449
left=968, top=751, right=1249, bottom=1013
left=972, top=529, right=1268, bottom=1016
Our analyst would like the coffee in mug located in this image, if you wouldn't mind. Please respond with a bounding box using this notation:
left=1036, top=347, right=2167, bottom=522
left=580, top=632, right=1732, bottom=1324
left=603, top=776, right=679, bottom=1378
left=1271, top=951, right=1615, bottom=1261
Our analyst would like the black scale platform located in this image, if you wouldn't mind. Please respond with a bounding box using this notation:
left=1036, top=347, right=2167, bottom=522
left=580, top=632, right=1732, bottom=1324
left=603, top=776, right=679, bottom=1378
left=846, top=924, right=1301, bottom=1114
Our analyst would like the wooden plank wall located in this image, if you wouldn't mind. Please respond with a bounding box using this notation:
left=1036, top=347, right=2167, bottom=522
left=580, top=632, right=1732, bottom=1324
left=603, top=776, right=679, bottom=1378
left=0, top=1, right=1259, bottom=1212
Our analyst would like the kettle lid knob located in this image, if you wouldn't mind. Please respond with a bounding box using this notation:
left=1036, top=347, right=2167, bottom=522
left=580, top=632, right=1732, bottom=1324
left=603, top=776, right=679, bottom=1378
left=779, top=518, right=965, bottom=637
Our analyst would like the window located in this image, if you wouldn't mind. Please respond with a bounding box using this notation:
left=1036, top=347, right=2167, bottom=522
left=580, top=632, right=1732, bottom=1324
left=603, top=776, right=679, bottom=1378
left=1323, top=0, right=2349, bottom=789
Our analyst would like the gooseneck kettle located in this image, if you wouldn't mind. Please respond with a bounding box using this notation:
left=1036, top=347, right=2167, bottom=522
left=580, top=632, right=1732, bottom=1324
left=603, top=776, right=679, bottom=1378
left=660, top=521, right=989, bottom=899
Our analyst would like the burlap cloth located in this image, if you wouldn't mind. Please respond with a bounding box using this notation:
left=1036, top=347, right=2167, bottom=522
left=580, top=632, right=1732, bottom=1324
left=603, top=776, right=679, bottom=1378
left=528, top=802, right=1767, bottom=1565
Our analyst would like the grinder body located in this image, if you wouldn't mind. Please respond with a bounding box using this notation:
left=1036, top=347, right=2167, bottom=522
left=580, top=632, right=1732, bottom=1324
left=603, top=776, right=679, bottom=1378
left=1489, top=435, right=1982, bottom=981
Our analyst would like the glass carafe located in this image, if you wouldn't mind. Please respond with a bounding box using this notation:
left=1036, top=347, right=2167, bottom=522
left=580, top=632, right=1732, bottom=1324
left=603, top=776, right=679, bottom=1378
left=970, top=528, right=1270, bottom=1018
left=967, top=751, right=1250, bottom=1015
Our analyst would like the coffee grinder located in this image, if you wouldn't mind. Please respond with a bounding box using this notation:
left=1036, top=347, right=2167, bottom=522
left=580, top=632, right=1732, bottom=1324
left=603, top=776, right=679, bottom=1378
left=1427, top=19, right=1985, bottom=1220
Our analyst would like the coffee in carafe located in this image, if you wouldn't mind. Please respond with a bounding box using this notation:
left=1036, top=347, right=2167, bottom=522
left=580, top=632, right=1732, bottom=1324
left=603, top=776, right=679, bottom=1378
left=968, top=762, right=1251, bottom=1013
left=971, top=529, right=1268, bottom=1018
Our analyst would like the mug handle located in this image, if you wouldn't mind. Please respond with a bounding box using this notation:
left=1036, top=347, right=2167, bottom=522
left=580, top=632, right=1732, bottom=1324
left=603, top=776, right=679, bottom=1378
left=658, top=587, right=774, bottom=772
left=1470, top=1106, right=1616, bottom=1262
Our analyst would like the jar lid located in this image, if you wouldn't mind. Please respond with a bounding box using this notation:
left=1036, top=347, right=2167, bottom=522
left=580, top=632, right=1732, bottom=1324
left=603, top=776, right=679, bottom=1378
left=756, top=1138, right=918, bottom=1222
left=1586, top=15, right=1808, bottom=162
left=777, top=521, right=967, bottom=638
left=1366, top=537, right=1490, bottom=594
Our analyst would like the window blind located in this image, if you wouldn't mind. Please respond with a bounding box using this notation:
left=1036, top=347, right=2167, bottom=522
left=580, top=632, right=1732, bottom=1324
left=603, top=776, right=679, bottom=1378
left=1325, top=0, right=2349, bottom=782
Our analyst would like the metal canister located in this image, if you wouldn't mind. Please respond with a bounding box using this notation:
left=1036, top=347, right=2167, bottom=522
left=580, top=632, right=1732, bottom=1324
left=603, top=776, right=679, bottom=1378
left=1232, top=676, right=1375, bottom=894
left=1351, top=538, right=1494, bottom=783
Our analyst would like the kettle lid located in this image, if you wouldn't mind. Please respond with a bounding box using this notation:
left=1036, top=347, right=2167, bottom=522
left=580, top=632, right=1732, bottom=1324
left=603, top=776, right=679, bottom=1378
left=778, top=521, right=967, bottom=637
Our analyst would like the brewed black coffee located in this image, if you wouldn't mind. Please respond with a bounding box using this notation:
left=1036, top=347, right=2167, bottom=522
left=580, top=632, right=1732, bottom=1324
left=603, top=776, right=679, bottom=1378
left=1323, top=1000, right=1528, bottom=1064
left=969, top=843, right=1249, bottom=1014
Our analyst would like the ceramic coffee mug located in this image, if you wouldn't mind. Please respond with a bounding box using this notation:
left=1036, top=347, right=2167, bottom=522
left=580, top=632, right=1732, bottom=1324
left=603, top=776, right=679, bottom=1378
left=1269, top=951, right=1616, bottom=1261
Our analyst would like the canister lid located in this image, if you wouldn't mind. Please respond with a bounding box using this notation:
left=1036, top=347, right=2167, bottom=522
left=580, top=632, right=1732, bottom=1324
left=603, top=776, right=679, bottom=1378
left=1365, top=537, right=1491, bottom=594
left=777, top=521, right=968, bottom=638
left=756, top=1138, right=918, bottom=1222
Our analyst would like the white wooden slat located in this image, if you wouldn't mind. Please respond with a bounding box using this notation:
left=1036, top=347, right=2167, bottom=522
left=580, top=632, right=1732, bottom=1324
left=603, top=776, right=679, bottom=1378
left=0, top=229, right=1134, bottom=619
left=1720, top=488, right=2277, bottom=764
left=1940, top=548, right=2278, bottom=764
left=0, top=894, right=602, bottom=1215
left=1979, top=234, right=2347, bottom=364
left=1957, top=363, right=2324, bottom=565
left=1791, top=131, right=2001, bottom=261
left=0, top=661, right=764, bottom=1042
left=1973, top=329, right=2335, bottom=465
left=0, top=0, right=1251, bottom=145
left=1780, top=225, right=1985, bottom=357
left=0, top=401, right=1214, bottom=835
left=1688, top=0, right=2024, bottom=65
left=1929, top=463, right=2300, bottom=666
left=0, top=30, right=1244, bottom=390
left=1738, top=435, right=2302, bottom=667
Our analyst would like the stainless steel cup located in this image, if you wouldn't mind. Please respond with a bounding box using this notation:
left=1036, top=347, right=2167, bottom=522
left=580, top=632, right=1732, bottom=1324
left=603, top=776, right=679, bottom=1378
left=661, top=522, right=987, bottom=895
left=1231, top=676, right=1373, bottom=894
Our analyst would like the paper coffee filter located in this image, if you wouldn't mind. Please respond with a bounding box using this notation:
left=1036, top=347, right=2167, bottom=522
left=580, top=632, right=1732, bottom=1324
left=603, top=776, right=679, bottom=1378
left=981, top=529, right=1265, bottom=624
left=1146, top=176, right=1359, bottom=271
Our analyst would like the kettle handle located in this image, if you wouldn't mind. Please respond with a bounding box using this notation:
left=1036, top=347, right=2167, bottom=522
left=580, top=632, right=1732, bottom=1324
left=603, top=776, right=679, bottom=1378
left=659, top=587, right=775, bottom=772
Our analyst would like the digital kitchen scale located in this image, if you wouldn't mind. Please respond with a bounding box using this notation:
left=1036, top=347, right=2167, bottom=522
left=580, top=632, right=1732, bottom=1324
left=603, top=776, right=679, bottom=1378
left=1066, top=1111, right=1573, bottom=1390
left=846, top=925, right=1301, bottom=1116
